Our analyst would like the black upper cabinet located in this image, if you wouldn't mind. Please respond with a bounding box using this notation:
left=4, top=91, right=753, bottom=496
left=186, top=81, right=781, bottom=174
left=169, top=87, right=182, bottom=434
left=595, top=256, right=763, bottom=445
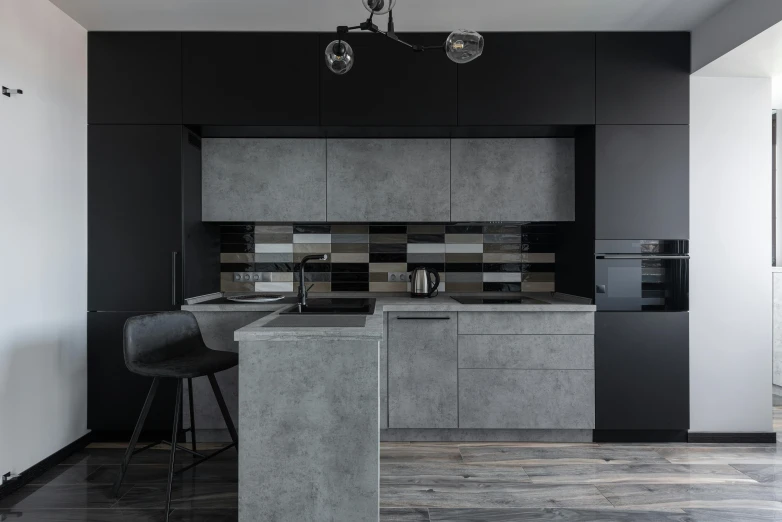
left=596, top=33, right=690, bottom=124
left=182, top=33, right=319, bottom=125
left=88, top=33, right=182, bottom=124
left=595, top=125, right=689, bottom=240
left=457, top=33, right=595, bottom=125
left=88, top=125, right=183, bottom=311
left=319, top=33, right=457, bottom=126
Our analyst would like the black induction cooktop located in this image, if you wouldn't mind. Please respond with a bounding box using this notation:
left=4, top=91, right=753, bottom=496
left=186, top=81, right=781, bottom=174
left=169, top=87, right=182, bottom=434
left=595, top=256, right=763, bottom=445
left=450, top=296, right=548, bottom=305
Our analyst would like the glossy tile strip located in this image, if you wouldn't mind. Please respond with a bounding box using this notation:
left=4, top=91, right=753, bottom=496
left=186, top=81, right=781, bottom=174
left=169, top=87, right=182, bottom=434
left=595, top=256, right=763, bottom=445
left=220, top=223, right=558, bottom=293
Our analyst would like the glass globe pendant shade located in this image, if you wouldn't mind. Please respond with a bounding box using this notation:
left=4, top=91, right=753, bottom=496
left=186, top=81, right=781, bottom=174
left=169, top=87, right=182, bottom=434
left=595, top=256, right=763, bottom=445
left=362, top=0, right=396, bottom=15
left=325, top=40, right=354, bottom=75
left=445, top=29, right=484, bottom=64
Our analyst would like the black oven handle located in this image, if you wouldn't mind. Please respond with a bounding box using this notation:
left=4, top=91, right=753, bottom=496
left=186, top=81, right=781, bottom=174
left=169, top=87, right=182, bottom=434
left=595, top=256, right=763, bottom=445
left=596, top=255, right=690, bottom=259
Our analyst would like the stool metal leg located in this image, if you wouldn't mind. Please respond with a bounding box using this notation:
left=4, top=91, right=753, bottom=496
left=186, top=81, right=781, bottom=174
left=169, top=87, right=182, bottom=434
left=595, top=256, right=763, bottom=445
left=165, top=379, right=183, bottom=522
left=187, top=377, right=197, bottom=457
left=208, top=373, right=238, bottom=447
left=112, top=377, right=160, bottom=497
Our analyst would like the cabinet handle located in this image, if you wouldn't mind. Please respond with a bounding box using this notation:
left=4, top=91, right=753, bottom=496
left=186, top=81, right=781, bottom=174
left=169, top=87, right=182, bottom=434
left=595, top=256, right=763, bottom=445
left=396, top=317, right=450, bottom=320
left=171, top=251, right=178, bottom=306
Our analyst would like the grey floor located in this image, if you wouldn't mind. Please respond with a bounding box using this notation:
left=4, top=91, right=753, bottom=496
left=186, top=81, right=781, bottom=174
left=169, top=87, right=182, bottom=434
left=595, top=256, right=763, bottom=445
left=2, top=411, right=782, bottom=521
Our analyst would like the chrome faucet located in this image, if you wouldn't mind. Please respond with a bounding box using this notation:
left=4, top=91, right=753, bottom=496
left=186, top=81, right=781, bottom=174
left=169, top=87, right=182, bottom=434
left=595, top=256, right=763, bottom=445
left=298, top=254, right=328, bottom=307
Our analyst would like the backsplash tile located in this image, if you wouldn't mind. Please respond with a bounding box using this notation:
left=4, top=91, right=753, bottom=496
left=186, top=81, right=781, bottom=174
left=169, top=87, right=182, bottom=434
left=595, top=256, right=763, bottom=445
left=219, top=223, right=558, bottom=293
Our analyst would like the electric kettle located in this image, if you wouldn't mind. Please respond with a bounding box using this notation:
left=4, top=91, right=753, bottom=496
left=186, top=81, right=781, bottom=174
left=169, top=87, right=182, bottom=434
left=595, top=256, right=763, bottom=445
left=410, top=267, right=440, bottom=298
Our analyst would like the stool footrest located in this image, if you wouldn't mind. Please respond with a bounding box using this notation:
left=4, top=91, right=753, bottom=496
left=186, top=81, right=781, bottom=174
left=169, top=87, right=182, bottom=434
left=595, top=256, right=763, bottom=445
left=131, top=440, right=206, bottom=460
left=174, top=442, right=237, bottom=476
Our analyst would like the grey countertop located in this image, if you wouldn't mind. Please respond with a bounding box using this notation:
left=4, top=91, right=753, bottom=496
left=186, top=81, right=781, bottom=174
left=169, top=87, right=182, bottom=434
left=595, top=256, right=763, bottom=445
left=203, top=292, right=595, bottom=343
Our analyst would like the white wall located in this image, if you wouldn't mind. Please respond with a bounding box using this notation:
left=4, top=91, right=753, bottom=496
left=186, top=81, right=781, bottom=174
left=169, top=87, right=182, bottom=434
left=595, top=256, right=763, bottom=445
left=690, top=76, right=772, bottom=432
left=0, top=0, right=88, bottom=473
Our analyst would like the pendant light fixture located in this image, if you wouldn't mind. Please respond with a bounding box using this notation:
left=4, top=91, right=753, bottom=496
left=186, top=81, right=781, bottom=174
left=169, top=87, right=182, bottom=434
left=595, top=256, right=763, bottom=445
left=325, top=1, right=484, bottom=74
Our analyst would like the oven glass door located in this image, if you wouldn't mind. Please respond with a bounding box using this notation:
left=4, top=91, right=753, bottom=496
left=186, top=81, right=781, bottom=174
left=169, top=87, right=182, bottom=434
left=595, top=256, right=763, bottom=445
left=595, top=255, right=688, bottom=311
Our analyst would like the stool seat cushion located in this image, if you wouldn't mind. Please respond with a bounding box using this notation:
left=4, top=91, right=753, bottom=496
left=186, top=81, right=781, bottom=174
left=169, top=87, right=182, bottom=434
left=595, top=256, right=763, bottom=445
left=130, top=346, right=238, bottom=378
left=123, top=311, right=238, bottom=378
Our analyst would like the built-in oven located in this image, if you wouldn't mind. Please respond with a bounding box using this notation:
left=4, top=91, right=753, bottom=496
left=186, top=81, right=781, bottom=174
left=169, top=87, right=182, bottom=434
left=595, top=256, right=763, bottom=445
left=594, top=240, right=689, bottom=312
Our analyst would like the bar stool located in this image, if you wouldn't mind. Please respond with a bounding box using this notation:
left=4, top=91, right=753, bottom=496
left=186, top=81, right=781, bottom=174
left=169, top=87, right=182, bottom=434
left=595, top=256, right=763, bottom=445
left=111, top=311, right=238, bottom=520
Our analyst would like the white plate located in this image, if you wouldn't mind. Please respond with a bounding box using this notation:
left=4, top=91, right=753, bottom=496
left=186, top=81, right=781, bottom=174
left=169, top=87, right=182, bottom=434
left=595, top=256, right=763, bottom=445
left=227, top=294, right=284, bottom=303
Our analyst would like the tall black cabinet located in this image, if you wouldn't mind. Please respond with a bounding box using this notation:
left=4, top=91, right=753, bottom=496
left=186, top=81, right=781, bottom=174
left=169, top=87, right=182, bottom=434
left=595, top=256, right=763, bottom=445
left=88, top=33, right=218, bottom=435
left=88, top=125, right=184, bottom=311
left=593, top=33, right=691, bottom=440
left=88, top=125, right=217, bottom=434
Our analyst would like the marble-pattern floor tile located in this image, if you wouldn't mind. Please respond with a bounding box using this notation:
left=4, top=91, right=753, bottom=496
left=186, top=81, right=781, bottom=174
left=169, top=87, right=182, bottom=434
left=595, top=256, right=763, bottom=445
left=381, top=461, right=530, bottom=484
left=0, top=509, right=238, bottom=521
left=657, top=447, right=782, bottom=465
left=0, top=484, right=131, bottom=509
left=427, top=507, right=694, bottom=521
left=114, top=482, right=237, bottom=510
left=381, top=444, right=464, bottom=463
left=85, top=461, right=239, bottom=484
left=380, top=508, right=431, bottom=521
left=15, top=434, right=782, bottom=522
left=730, top=464, right=782, bottom=484
left=597, top=483, right=782, bottom=511
left=523, top=464, right=754, bottom=485
left=459, top=446, right=669, bottom=466
left=381, top=483, right=612, bottom=509
left=683, top=508, right=782, bottom=520
left=28, top=464, right=103, bottom=485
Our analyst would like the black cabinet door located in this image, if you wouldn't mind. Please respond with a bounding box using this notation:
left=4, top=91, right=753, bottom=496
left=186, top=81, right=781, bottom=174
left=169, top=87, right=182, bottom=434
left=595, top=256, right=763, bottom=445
left=319, top=33, right=457, bottom=126
left=595, top=125, right=689, bottom=240
left=88, top=312, right=179, bottom=433
left=458, top=33, right=595, bottom=125
left=596, top=33, right=690, bottom=125
left=88, top=125, right=182, bottom=311
left=182, top=33, right=319, bottom=125
left=88, top=33, right=182, bottom=124
left=595, top=312, right=689, bottom=430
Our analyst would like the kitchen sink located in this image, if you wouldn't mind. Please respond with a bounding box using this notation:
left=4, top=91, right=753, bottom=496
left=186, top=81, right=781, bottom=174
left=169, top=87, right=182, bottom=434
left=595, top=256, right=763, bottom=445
left=278, top=298, right=376, bottom=315
left=264, top=315, right=367, bottom=328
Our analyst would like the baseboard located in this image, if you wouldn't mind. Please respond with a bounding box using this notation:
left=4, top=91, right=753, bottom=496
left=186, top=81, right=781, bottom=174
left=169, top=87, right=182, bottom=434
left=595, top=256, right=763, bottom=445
left=593, top=430, right=688, bottom=443
left=381, top=429, right=593, bottom=443
left=0, top=431, right=93, bottom=500
left=688, top=432, right=777, bottom=444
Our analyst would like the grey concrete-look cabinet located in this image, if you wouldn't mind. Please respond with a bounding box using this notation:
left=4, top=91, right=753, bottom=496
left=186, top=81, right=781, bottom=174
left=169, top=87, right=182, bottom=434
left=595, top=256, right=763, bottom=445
left=450, top=139, right=575, bottom=222
left=458, top=312, right=594, bottom=335
left=458, top=335, right=594, bottom=370
left=388, top=312, right=458, bottom=428
left=381, top=313, right=388, bottom=429
left=326, top=139, right=451, bottom=222
left=184, top=311, right=270, bottom=441
left=202, top=138, right=326, bottom=222
left=459, top=369, right=595, bottom=429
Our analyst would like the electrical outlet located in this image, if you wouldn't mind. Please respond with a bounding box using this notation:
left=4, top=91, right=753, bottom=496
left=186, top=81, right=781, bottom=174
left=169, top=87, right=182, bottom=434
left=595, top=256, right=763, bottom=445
left=387, top=272, right=410, bottom=282
left=235, top=272, right=253, bottom=283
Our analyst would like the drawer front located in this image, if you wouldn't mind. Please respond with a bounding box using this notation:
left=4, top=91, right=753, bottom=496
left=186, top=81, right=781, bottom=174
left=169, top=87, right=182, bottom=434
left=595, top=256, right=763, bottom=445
left=459, top=369, right=595, bottom=429
left=458, top=335, right=594, bottom=369
left=458, top=312, right=594, bottom=335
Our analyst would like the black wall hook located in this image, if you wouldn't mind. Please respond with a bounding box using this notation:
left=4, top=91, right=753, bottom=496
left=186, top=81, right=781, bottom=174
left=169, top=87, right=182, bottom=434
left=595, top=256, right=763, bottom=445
left=2, top=86, right=23, bottom=97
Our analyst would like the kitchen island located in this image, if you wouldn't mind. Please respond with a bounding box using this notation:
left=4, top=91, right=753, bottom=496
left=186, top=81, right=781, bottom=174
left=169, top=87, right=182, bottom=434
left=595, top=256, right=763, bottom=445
left=226, top=293, right=595, bottom=522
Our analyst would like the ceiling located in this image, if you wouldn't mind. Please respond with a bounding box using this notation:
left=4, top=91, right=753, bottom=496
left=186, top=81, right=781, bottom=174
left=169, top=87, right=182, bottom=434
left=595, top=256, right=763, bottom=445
left=50, top=0, right=733, bottom=32
left=696, top=20, right=782, bottom=78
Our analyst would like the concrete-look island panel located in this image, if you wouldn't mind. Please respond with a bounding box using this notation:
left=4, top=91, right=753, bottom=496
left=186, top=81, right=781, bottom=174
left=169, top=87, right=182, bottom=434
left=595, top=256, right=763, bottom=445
left=227, top=293, right=594, bottom=522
